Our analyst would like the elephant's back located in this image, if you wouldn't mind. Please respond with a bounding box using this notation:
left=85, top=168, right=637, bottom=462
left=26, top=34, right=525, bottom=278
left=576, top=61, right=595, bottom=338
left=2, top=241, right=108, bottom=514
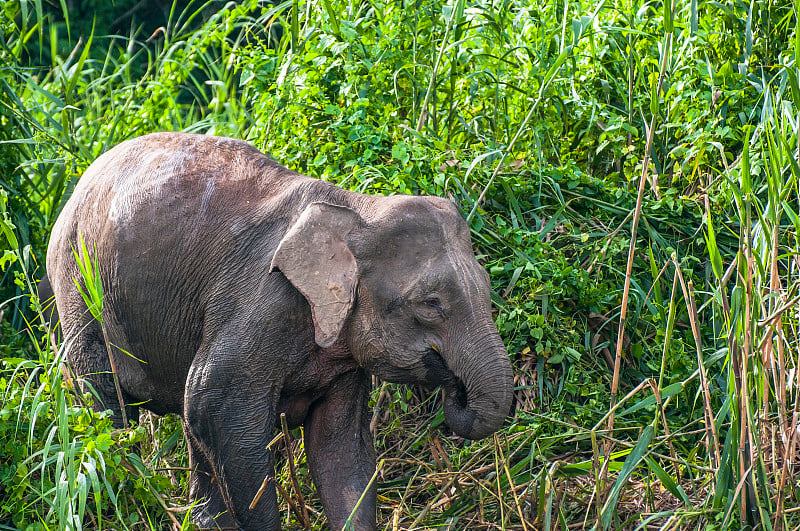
left=50, top=133, right=312, bottom=264
left=69, top=133, right=295, bottom=225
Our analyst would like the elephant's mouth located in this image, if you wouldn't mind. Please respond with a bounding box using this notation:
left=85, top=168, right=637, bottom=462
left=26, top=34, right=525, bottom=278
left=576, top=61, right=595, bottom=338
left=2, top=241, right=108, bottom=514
left=422, top=347, right=457, bottom=388
left=445, top=378, right=468, bottom=409
left=421, top=348, right=468, bottom=409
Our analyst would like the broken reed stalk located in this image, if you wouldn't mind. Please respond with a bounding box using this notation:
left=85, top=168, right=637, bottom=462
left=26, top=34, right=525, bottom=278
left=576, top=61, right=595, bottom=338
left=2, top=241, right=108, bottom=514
left=647, top=379, right=680, bottom=481
left=249, top=475, right=273, bottom=511
left=605, top=26, right=672, bottom=482
left=673, top=258, right=720, bottom=467
left=494, top=433, right=530, bottom=531
left=410, top=453, right=481, bottom=528
left=392, top=506, right=401, bottom=531
left=655, top=266, right=680, bottom=479
left=280, top=413, right=311, bottom=529
left=494, top=437, right=505, bottom=526
left=275, top=481, right=307, bottom=526
left=100, top=322, right=128, bottom=427
left=589, top=429, right=601, bottom=528
left=249, top=432, right=285, bottom=510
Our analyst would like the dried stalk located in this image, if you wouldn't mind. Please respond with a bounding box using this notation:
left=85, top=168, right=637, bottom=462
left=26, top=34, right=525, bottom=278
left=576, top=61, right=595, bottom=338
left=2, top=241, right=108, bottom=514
left=495, top=433, right=530, bottom=531
left=410, top=453, right=481, bottom=528
left=673, top=259, right=720, bottom=466
left=98, top=320, right=128, bottom=426
left=280, top=413, right=310, bottom=529
left=647, top=379, right=680, bottom=482
left=605, top=26, right=672, bottom=478
left=249, top=474, right=273, bottom=510
left=275, top=480, right=307, bottom=526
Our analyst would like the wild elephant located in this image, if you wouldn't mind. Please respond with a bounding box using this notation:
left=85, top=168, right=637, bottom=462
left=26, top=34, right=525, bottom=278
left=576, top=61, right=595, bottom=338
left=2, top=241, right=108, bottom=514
left=46, top=132, right=514, bottom=530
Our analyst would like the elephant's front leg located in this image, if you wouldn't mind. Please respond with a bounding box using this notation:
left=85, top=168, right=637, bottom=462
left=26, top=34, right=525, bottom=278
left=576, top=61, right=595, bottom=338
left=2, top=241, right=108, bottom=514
left=305, top=370, right=376, bottom=530
left=184, top=355, right=281, bottom=530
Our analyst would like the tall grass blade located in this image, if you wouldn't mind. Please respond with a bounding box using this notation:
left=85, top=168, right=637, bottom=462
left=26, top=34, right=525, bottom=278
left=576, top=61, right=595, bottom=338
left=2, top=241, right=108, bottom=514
left=599, top=425, right=654, bottom=529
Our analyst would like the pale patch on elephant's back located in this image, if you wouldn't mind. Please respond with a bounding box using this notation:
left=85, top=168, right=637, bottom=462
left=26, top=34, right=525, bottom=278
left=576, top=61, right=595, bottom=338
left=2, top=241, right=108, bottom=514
left=106, top=147, right=195, bottom=223
left=200, top=175, right=216, bottom=212
left=102, top=134, right=273, bottom=224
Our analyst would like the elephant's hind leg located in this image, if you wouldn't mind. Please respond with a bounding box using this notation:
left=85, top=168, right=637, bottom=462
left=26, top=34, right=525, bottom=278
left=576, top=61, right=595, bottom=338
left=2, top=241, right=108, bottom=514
left=60, top=296, right=138, bottom=427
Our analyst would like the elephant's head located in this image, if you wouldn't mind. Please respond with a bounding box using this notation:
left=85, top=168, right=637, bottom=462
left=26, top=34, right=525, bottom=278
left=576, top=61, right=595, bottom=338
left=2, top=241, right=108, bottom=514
left=271, top=197, right=513, bottom=440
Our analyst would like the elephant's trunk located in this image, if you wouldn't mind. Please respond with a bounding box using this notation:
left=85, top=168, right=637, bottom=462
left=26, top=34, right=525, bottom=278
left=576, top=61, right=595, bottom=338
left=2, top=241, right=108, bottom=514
left=442, top=327, right=513, bottom=440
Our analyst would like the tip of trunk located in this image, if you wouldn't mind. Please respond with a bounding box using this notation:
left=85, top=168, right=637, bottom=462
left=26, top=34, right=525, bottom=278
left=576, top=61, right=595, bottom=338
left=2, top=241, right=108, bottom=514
left=442, top=378, right=512, bottom=440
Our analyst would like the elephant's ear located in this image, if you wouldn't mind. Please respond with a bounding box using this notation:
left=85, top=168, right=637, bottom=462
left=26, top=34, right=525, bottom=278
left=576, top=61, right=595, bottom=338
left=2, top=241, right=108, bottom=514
left=270, top=202, right=361, bottom=348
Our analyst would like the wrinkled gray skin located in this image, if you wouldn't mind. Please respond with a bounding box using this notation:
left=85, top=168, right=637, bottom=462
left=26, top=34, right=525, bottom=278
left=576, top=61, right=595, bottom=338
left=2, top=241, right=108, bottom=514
left=46, top=132, right=514, bottom=530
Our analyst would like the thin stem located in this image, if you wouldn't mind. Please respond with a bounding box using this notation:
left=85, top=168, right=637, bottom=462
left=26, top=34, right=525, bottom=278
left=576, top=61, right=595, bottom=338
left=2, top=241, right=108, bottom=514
left=605, top=27, right=672, bottom=478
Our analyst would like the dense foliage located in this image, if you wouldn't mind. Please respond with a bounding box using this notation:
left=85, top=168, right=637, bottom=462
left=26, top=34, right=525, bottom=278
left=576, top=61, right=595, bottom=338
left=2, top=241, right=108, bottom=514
left=2, top=0, right=799, bottom=528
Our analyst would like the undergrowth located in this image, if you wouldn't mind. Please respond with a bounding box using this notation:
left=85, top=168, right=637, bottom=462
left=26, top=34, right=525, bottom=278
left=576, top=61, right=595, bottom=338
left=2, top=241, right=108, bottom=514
left=2, top=0, right=799, bottom=528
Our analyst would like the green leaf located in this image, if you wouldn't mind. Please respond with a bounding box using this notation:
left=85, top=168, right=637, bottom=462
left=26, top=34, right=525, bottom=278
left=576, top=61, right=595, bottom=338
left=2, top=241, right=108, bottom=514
left=645, top=457, right=690, bottom=506
left=0, top=250, right=17, bottom=271
left=647, top=243, right=663, bottom=310
left=600, top=425, right=654, bottom=529
left=71, top=232, right=104, bottom=322
left=714, top=429, right=734, bottom=509
left=744, top=0, right=754, bottom=65
left=650, top=74, right=659, bottom=117
left=618, top=382, right=683, bottom=416
left=94, top=432, right=113, bottom=452
left=786, top=69, right=800, bottom=109
left=391, top=143, right=410, bottom=165
left=705, top=214, right=723, bottom=280
left=291, top=0, right=298, bottom=51
left=319, top=0, right=341, bottom=39
left=64, top=25, right=93, bottom=101
left=664, top=0, right=673, bottom=33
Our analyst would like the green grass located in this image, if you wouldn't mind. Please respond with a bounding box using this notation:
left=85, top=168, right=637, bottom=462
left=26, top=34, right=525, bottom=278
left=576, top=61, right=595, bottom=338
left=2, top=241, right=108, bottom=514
left=2, top=0, right=799, bottom=528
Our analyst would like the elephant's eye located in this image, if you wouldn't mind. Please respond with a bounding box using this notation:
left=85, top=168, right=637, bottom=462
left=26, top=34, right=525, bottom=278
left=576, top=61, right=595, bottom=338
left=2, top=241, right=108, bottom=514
left=414, top=296, right=445, bottom=325
left=423, top=297, right=443, bottom=312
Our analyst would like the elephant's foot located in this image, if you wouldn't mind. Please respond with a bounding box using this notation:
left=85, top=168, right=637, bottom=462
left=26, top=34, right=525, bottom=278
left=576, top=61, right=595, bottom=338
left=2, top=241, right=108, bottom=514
left=191, top=501, right=239, bottom=530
